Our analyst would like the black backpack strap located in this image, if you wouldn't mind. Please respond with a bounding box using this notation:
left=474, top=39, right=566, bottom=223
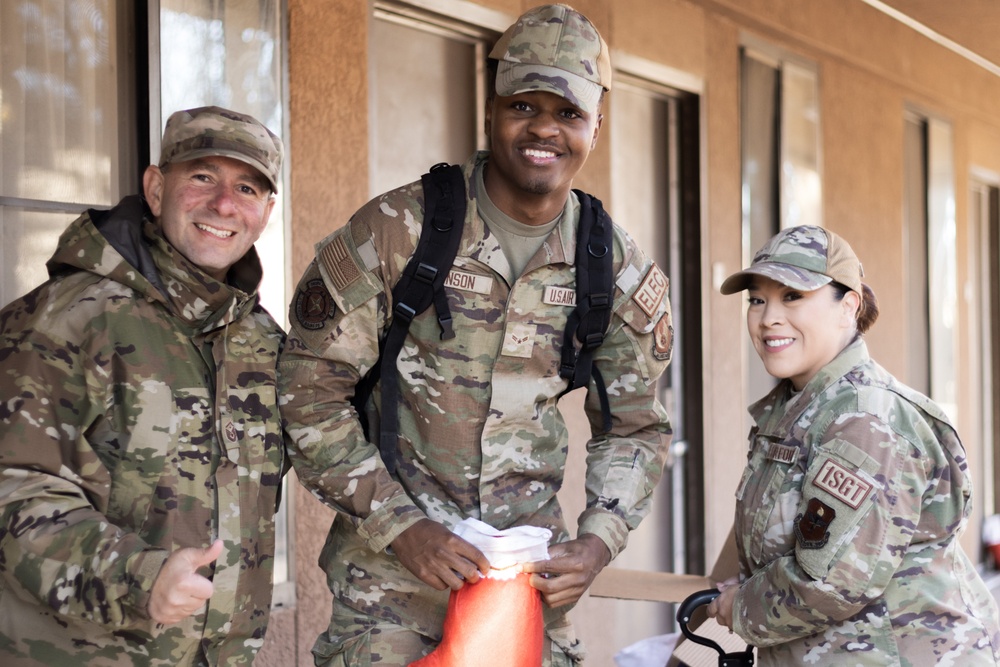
left=375, top=163, right=466, bottom=473
left=559, top=190, right=615, bottom=433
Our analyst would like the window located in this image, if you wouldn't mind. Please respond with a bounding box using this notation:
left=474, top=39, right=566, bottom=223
left=739, top=42, right=821, bottom=407
left=970, top=177, right=998, bottom=511
left=370, top=2, right=495, bottom=194
left=903, top=111, right=957, bottom=420
left=0, top=1, right=138, bottom=306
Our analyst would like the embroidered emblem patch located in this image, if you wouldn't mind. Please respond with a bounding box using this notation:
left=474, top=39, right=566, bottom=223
left=812, top=459, right=873, bottom=509
left=501, top=323, right=536, bottom=358
left=225, top=421, right=238, bottom=443
left=295, top=278, right=337, bottom=330
left=794, top=497, right=836, bottom=549
left=633, top=265, right=668, bottom=318
left=320, top=235, right=362, bottom=291
left=543, top=286, right=577, bottom=307
left=652, top=314, right=672, bottom=361
left=444, top=269, right=493, bottom=295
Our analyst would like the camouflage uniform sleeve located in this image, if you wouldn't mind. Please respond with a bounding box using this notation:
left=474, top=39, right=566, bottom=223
left=278, top=216, right=425, bottom=553
left=732, top=409, right=926, bottom=645
left=0, top=302, right=168, bottom=627
left=576, top=237, right=673, bottom=559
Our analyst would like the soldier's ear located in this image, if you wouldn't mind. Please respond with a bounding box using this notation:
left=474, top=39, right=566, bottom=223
left=143, top=165, right=165, bottom=218
left=484, top=96, right=494, bottom=142
left=591, top=113, right=603, bottom=150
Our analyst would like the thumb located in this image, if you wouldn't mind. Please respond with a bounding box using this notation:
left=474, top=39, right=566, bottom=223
left=190, top=539, right=224, bottom=570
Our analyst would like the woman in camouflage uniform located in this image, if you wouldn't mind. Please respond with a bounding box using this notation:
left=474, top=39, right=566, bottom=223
left=707, top=225, right=1000, bottom=665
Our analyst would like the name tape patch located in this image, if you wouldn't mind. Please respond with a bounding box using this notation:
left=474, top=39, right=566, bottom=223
left=444, top=270, right=493, bottom=295
left=543, top=286, right=577, bottom=307
left=812, top=459, right=872, bottom=509
left=766, top=443, right=799, bottom=465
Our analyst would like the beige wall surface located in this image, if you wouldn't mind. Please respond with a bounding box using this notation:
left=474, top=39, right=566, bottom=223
left=267, top=0, right=1000, bottom=662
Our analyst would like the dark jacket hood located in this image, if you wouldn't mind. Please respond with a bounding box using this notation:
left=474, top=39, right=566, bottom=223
left=46, top=195, right=265, bottom=332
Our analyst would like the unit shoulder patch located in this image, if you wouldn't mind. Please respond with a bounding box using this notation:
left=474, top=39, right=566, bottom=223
left=294, top=278, right=337, bottom=330
left=794, top=497, right=836, bottom=549
left=651, top=313, right=672, bottom=361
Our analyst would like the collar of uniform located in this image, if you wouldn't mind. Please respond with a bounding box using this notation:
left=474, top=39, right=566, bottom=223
left=471, top=150, right=581, bottom=267
left=143, top=219, right=261, bottom=331
left=748, top=336, right=870, bottom=431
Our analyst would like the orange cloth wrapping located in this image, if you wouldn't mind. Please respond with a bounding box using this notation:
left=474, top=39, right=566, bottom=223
left=410, top=572, right=543, bottom=667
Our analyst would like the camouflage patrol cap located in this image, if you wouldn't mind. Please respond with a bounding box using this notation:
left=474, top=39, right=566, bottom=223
left=489, top=4, right=611, bottom=115
left=159, top=106, right=283, bottom=193
left=720, top=225, right=864, bottom=295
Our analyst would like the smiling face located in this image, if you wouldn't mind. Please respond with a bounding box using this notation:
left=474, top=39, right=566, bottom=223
left=143, top=155, right=275, bottom=281
left=746, top=276, right=860, bottom=390
left=483, top=90, right=602, bottom=223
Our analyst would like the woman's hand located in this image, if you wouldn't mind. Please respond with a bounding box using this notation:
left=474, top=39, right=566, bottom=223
left=706, top=579, right=739, bottom=630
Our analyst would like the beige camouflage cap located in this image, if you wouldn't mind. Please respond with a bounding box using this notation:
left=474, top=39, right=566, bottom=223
left=720, top=225, right=864, bottom=295
left=159, top=106, right=283, bottom=193
left=489, top=4, right=611, bottom=115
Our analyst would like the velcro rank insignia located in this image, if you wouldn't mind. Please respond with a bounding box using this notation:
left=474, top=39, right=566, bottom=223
left=294, top=278, right=337, bottom=330
left=812, top=458, right=873, bottom=509
left=794, top=497, right=836, bottom=549
left=632, top=264, right=668, bottom=318
left=319, top=234, right=362, bottom=291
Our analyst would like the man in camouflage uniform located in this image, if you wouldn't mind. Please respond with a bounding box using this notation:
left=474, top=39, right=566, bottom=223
left=279, top=4, right=673, bottom=665
left=0, top=106, right=287, bottom=666
left=711, top=225, right=1000, bottom=665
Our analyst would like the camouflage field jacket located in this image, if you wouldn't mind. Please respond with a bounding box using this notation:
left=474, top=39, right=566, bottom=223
left=279, top=152, right=673, bottom=656
left=732, top=337, right=1000, bottom=665
left=0, top=196, right=286, bottom=666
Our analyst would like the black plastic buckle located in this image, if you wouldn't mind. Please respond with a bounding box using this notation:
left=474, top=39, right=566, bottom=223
left=394, top=302, right=417, bottom=323
left=415, top=262, right=438, bottom=284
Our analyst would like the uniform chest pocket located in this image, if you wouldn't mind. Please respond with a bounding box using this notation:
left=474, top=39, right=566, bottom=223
left=102, top=384, right=213, bottom=544
left=224, top=383, right=283, bottom=476
left=736, top=436, right=805, bottom=565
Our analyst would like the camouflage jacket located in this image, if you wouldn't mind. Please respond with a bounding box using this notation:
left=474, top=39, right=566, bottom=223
left=0, top=196, right=286, bottom=666
left=732, top=337, right=1000, bottom=665
left=279, top=152, right=672, bottom=656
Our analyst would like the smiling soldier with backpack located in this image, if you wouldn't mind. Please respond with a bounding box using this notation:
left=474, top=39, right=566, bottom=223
left=279, top=5, right=674, bottom=665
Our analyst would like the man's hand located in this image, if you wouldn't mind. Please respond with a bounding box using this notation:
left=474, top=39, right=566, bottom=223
left=391, top=519, right=491, bottom=591
left=148, top=540, right=223, bottom=625
left=522, top=534, right=611, bottom=608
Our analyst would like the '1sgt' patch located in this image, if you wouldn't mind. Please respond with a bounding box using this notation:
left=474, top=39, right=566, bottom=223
left=295, top=279, right=336, bottom=330
left=812, top=459, right=873, bottom=509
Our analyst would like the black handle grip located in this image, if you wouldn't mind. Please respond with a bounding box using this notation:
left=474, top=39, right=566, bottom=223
left=676, top=589, right=756, bottom=666
left=676, top=589, right=725, bottom=653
